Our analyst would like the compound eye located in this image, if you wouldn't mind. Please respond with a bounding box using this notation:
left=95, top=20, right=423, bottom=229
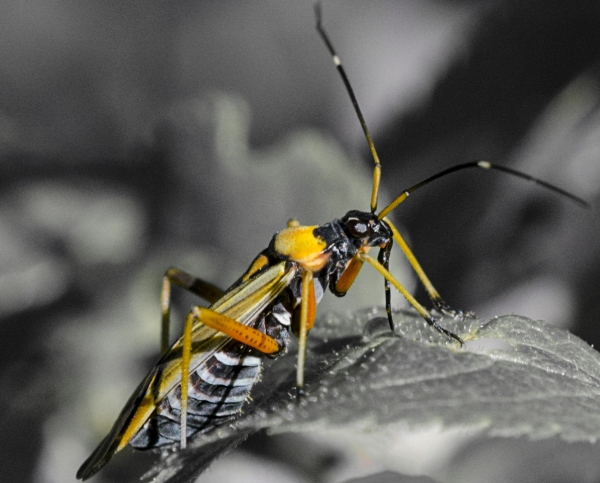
left=346, top=217, right=371, bottom=238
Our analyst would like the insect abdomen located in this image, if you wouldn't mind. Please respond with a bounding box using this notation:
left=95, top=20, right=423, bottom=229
left=129, top=344, right=262, bottom=449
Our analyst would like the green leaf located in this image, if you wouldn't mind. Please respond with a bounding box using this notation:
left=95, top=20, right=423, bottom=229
left=145, top=310, right=600, bottom=483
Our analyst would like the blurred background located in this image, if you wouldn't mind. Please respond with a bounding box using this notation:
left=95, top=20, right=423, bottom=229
left=1, top=0, right=600, bottom=482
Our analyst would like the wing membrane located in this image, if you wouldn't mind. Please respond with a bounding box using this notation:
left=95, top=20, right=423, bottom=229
left=78, top=262, right=296, bottom=480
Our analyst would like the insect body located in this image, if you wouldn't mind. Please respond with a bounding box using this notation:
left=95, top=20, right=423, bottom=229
left=77, top=6, right=587, bottom=480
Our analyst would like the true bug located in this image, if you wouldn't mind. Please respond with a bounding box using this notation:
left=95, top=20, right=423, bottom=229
left=77, top=6, right=588, bottom=480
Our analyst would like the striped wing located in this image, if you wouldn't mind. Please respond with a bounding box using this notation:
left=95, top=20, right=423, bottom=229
left=77, top=262, right=296, bottom=480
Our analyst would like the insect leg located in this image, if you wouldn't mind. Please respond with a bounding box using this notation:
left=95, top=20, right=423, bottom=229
left=176, top=305, right=284, bottom=447
left=180, top=310, right=193, bottom=449
left=190, top=306, right=281, bottom=354
left=162, top=267, right=226, bottom=353
left=332, top=247, right=369, bottom=296
left=383, top=217, right=474, bottom=319
left=358, top=251, right=464, bottom=345
left=295, top=269, right=316, bottom=395
left=333, top=245, right=394, bottom=332
left=166, top=267, right=225, bottom=302
left=377, top=243, right=395, bottom=332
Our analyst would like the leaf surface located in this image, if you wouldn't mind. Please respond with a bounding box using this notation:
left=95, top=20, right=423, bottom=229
left=146, top=310, right=600, bottom=482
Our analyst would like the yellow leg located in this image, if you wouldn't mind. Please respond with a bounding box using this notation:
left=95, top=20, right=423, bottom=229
left=383, top=218, right=439, bottom=298
left=383, top=218, right=474, bottom=319
left=178, top=305, right=282, bottom=447
left=358, top=251, right=463, bottom=344
left=333, top=247, right=369, bottom=296
left=295, top=270, right=315, bottom=394
left=180, top=310, right=193, bottom=449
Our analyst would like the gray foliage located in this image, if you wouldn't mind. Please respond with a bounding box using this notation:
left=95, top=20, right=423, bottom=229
left=146, top=310, right=600, bottom=482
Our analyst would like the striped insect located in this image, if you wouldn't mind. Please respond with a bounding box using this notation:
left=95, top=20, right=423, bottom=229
left=77, top=6, right=588, bottom=480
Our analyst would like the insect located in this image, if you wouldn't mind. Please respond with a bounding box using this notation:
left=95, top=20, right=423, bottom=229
left=77, top=6, right=588, bottom=480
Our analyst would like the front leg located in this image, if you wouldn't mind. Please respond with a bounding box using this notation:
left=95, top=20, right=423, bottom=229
left=384, top=218, right=475, bottom=320
left=432, top=298, right=476, bottom=320
left=357, top=250, right=464, bottom=345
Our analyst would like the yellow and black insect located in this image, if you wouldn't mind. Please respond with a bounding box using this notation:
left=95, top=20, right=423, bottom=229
left=77, top=6, right=588, bottom=480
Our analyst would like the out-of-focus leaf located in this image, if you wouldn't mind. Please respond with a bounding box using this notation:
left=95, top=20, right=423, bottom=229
left=145, top=310, right=600, bottom=483
left=344, top=471, right=439, bottom=483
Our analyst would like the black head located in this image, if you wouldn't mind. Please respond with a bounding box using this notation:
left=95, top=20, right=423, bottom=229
left=339, top=210, right=392, bottom=249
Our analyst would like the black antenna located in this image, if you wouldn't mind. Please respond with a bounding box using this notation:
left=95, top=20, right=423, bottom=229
left=378, top=160, right=590, bottom=220
left=315, top=3, right=382, bottom=213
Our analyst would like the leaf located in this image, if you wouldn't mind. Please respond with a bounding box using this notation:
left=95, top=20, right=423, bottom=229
left=145, top=310, right=600, bottom=483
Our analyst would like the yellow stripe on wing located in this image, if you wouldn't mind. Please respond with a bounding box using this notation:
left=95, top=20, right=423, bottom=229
left=79, top=262, right=296, bottom=477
